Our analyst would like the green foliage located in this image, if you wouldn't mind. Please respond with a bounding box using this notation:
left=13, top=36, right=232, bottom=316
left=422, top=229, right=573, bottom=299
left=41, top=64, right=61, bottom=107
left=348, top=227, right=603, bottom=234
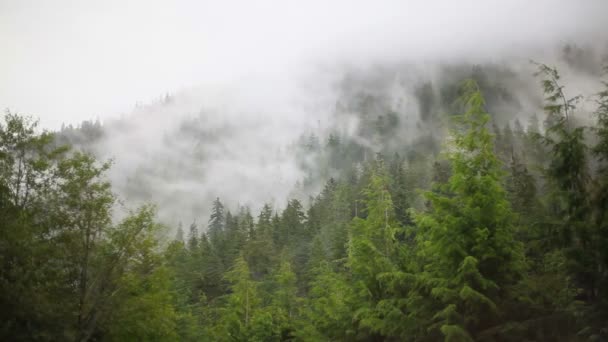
left=297, top=261, right=357, bottom=341
left=101, top=208, right=179, bottom=341
left=4, top=65, right=608, bottom=341
left=414, top=80, right=525, bottom=340
left=212, top=255, right=284, bottom=341
left=0, top=113, right=184, bottom=341
left=244, top=204, right=277, bottom=279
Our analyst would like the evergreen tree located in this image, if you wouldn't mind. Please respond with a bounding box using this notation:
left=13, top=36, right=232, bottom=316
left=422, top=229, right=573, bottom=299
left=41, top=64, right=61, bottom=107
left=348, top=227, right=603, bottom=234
left=297, top=261, right=356, bottom=341
left=200, top=233, right=226, bottom=300
left=535, top=65, right=601, bottom=320
left=208, top=197, right=225, bottom=248
left=588, top=69, right=608, bottom=335
left=389, top=153, right=412, bottom=227
left=175, top=222, right=185, bottom=242
left=244, top=204, right=276, bottom=279
left=278, top=199, right=306, bottom=247
left=8, top=62, right=608, bottom=341
left=505, top=154, right=538, bottom=224
left=347, top=157, right=403, bottom=339
left=216, top=255, right=261, bottom=340
left=187, top=222, right=199, bottom=252
left=325, top=181, right=353, bottom=261
left=414, top=80, right=524, bottom=340
left=269, top=260, right=300, bottom=339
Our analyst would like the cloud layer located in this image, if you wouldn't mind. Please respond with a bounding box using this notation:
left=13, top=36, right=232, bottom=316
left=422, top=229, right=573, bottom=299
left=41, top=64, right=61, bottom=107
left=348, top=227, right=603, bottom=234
left=3, top=0, right=608, bottom=226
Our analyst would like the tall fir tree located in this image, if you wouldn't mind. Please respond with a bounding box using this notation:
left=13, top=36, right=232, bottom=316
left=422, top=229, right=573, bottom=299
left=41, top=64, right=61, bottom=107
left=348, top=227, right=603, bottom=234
left=414, top=80, right=524, bottom=340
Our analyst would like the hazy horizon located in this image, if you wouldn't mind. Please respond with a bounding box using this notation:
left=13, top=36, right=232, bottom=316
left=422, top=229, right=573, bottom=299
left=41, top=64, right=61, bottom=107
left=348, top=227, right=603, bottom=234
left=3, top=0, right=608, bottom=130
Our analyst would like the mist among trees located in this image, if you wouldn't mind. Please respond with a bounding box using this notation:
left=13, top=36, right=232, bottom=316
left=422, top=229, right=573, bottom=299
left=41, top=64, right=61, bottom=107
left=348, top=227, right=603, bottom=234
left=2, top=59, right=608, bottom=341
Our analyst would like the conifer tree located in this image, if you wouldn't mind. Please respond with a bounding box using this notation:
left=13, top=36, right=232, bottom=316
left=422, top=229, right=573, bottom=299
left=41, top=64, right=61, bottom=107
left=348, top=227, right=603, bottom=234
left=270, top=260, right=300, bottom=339
left=216, top=255, right=260, bottom=340
left=187, top=222, right=199, bottom=252
left=208, top=197, right=225, bottom=248
left=175, top=222, right=185, bottom=242
left=199, top=233, right=226, bottom=300
left=389, top=153, right=412, bottom=227
left=243, top=204, right=276, bottom=279
left=415, top=80, right=524, bottom=340
left=584, top=67, right=608, bottom=335
left=534, top=65, right=601, bottom=313
left=347, top=157, right=402, bottom=338
left=298, top=261, right=356, bottom=341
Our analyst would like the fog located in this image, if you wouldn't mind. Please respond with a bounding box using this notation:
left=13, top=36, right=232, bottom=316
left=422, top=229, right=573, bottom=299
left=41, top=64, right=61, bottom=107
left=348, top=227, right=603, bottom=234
left=2, top=0, right=608, bottom=226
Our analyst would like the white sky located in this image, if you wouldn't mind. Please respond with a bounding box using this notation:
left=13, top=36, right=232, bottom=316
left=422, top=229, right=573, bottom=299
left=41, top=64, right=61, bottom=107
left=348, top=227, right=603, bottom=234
left=1, top=0, right=607, bottom=129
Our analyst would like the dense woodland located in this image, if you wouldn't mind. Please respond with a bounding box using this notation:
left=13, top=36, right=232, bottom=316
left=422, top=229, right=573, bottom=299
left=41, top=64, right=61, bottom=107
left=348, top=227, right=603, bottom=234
left=2, top=64, right=608, bottom=341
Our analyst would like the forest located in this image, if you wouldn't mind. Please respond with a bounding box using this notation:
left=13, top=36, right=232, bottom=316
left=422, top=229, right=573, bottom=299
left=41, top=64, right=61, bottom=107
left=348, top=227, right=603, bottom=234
left=1, top=62, right=608, bottom=341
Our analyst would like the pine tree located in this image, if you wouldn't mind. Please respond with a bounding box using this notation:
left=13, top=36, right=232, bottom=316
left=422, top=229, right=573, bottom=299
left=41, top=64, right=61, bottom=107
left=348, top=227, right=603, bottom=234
left=243, top=204, right=276, bottom=279
left=297, top=261, right=356, bottom=341
left=187, top=222, right=199, bottom=252
left=279, top=199, right=306, bottom=247
left=414, top=80, right=524, bottom=340
left=534, top=65, right=602, bottom=318
left=347, top=157, right=402, bottom=339
left=256, top=204, right=273, bottom=237
left=222, top=208, right=249, bottom=269
left=585, top=67, right=608, bottom=336
left=270, top=260, right=300, bottom=339
left=327, top=182, right=353, bottom=261
left=237, top=206, right=254, bottom=241
left=208, top=197, right=225, bottom=248
left=389, top=153, right=412, bottom=227
left=216, top=255, right=261, bottom=340
left=505, top=154, right=538, bottom=224
left=199, top=233, right=226, bottom=300
left=279, top=199, right=310, bottom=288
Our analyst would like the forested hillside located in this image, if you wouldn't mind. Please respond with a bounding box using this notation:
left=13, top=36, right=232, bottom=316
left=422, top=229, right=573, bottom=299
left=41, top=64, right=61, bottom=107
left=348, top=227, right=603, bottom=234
left=2, top=62, right=608, bottom=341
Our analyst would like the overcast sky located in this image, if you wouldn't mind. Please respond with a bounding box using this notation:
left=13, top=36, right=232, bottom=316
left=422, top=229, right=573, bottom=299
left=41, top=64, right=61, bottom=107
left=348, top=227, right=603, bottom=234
left=2, top=0, right=607, bottom=129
